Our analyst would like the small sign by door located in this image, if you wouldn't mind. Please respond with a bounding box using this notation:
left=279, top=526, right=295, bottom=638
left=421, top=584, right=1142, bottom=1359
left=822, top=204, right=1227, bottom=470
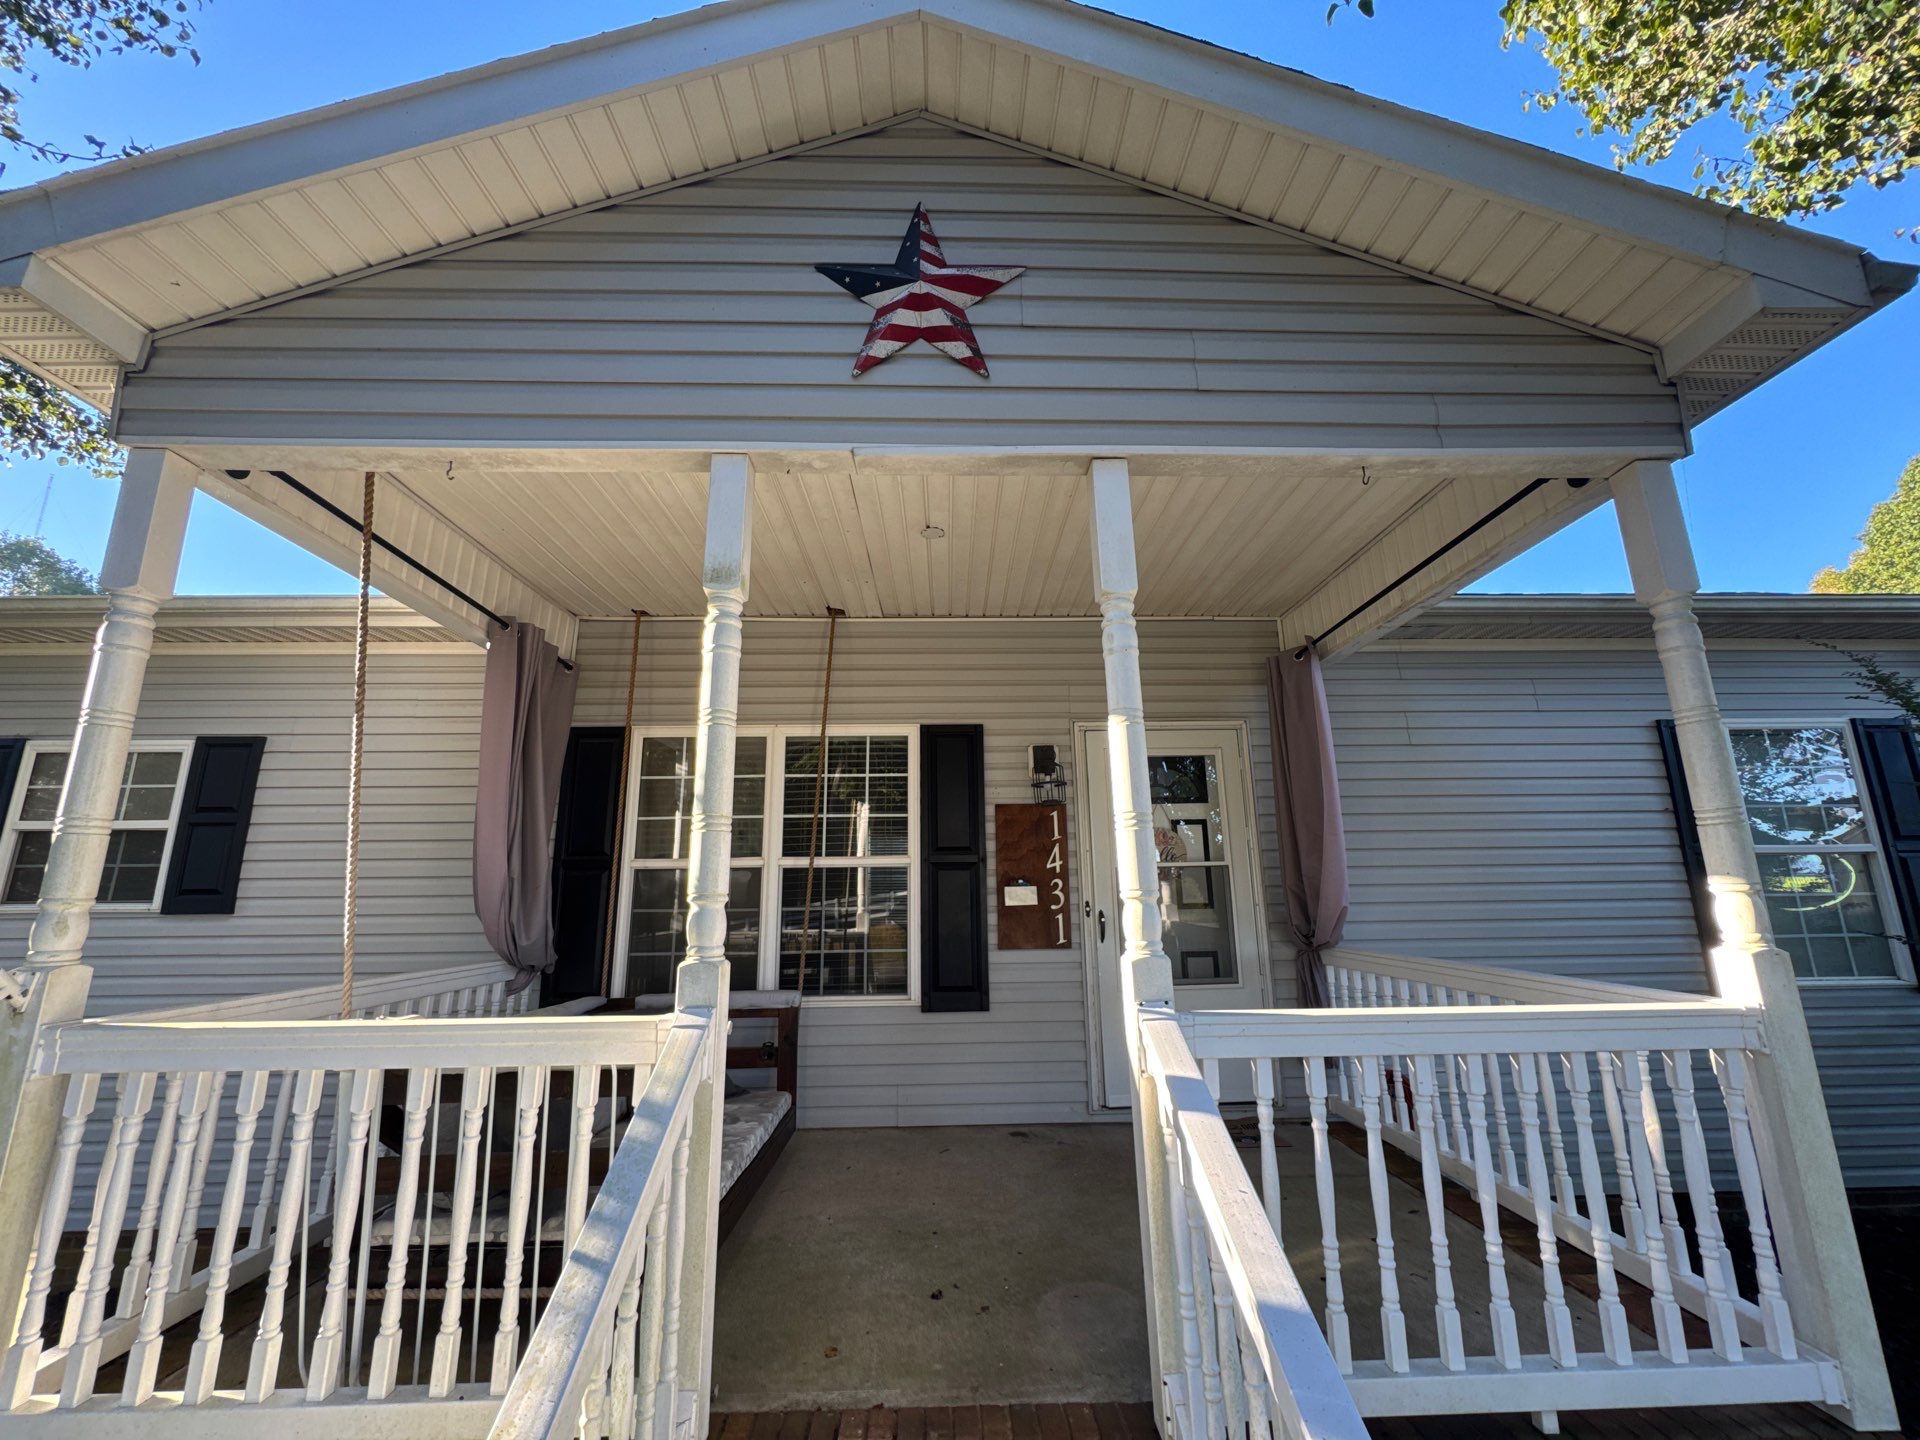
left=994, top=803, right=1071, bottom=949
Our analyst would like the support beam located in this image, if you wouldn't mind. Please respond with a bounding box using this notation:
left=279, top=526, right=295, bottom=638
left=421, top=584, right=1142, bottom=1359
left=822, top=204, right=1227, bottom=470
left=1089, top=457, right=1180, bottom=1433
left=1615, top=461, right=1896, bottom=1433
left=0, top=447, right=193, bottom=1338
left=670, top=452, right=752, bottom=1434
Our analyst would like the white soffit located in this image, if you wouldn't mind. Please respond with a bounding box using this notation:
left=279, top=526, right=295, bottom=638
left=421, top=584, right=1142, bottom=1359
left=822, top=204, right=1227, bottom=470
left=0, top=0, right=1908, bottom=420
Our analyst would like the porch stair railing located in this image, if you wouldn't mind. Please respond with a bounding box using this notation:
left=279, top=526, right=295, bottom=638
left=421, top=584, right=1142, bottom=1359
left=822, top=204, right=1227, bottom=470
left=0, top=965, right=670, bottom=1432
left=1179, top=947, right=1846, bottom=1424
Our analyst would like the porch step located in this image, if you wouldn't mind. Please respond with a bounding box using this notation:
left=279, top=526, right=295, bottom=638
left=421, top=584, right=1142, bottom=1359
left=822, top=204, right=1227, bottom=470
left=710, top=1403, right=1160, bottom=1440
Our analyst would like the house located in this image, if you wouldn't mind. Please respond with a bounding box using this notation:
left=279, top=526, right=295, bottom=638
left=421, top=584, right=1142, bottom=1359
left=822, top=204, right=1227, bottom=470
left=0, top=1, right=1912, bottom=1436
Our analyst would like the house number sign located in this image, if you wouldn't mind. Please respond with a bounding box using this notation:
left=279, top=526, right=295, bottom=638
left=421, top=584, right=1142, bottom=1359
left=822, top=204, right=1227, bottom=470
left=995, top=803, right=1072, bottom=950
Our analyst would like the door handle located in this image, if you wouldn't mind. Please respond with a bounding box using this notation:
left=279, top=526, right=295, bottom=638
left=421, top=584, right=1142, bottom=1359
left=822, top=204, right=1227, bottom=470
left=1097, top=909, right=1107, bottom=942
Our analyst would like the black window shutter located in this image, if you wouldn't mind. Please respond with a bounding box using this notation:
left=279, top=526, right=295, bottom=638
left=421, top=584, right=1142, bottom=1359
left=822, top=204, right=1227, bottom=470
left=920, top=724, right=988, bottom=1013
left=1853, top=718, right=1920, bottom=963
left=161, top=736, right=266, bottom=915
left=1654, top=719, right=1721, bottom=952
left=0, top=738, right=23, bottom=817
left=549, top=726, right=624, bottom=1002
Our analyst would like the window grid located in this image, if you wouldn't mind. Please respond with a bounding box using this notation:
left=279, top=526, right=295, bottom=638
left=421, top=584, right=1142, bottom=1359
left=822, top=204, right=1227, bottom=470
left=1727, top=723, right=1911, bottom=984
left=1, top=743, right=190, bottom=909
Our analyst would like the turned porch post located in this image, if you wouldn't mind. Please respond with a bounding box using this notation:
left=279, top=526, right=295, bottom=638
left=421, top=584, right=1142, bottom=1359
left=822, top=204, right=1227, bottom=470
left=1089, top=457, right=1181, bottom=1428
left=0, top=447, right=194, bottom=1333
left=669, top=452, right=751, bottom=1433
left=1615, top=460, right=1895, bottom=1431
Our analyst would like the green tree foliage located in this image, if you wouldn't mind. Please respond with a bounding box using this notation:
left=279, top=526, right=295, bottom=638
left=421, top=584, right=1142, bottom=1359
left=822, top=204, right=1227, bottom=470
left=1812, top=455, right=1920, bottom=593
left=1329, top=0, right=1918, bottom=225
left=0, top=3, right=202, bottom=476
left=0, top=528, right=99, bottom=594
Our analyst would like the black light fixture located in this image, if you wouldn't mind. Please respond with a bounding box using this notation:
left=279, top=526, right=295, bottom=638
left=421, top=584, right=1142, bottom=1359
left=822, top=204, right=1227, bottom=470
left=1029, top=744, right=1064, bottom=802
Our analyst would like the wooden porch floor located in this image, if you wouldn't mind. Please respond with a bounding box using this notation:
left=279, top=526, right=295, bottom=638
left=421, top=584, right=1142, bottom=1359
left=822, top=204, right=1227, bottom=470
left=707, top=1402, right=1871, bottom=1440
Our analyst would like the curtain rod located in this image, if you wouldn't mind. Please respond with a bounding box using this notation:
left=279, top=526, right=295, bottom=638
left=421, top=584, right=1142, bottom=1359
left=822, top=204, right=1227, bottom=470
left=1294, top=476, right=1583, bottom=657
left=226, top=468, right=573, bottom=670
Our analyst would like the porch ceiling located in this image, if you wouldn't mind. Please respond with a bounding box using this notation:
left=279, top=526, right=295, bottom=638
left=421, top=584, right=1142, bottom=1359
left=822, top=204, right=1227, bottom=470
left=189, top=452, right=1584, bottom=623
left=0, top=0, right=1908, bottom=421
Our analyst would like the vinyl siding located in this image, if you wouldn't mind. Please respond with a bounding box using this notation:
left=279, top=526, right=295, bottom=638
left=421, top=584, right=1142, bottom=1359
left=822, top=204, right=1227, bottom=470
left=0, top=648, right=495, bottom=1013
left=568, top=616, right=1290, bottom=1129
left=1323, top=640, right=1920, bottom=1190
left=115, top=121, right=1682, bottom=455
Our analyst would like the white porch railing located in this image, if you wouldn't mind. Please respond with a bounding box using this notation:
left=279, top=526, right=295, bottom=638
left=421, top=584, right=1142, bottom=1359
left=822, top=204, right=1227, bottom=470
left=487, top=1011, right=718, bottom=1440
left=108, top=958, right=533, bottom=1023
left=1138, top=1005, right=1371, bottom=1440
left=1182, top=949, right=1844, bottom=1422
left=2, top=983, right=669, bottom=1431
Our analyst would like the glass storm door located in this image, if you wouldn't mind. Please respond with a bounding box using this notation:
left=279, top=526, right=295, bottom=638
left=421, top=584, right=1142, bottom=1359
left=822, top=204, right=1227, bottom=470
left=1080, top=725, right=1270, bottom=1109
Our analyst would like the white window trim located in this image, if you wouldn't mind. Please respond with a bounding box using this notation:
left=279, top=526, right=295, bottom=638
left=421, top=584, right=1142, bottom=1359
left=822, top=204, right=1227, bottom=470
left=1725, top=718, right=1915, bottom=986
left=0, top=739, right=194, bottom=913
left=611, top=723, right=920, bottom=1006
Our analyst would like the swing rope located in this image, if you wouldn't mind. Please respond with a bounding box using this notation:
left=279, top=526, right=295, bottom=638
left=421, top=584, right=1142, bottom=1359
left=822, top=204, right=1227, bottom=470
left=794, top=607, right=845, bottom=1000
left=601, top=609, right=647, bottom=998
left=342, top=471, right=375, bottom=1019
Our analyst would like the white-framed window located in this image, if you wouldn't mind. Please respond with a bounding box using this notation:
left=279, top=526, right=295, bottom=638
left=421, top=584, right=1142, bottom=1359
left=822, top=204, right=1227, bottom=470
left=1728, top=722, right=1913, bottom=983
left=613, top=725, right=919, bottom=1003
left=1, top=742, right=192, bottom=909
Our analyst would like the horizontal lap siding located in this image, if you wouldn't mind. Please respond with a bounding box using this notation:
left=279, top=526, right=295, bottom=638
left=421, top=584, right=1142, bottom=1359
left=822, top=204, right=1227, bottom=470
left=1326, top=641, right=1920, bottom=1189
left=0, top=649, right=495, bottom=1014
left=116, top=122, right=1681, bottom=453
left=570, top=616, right=1289, bottom=1128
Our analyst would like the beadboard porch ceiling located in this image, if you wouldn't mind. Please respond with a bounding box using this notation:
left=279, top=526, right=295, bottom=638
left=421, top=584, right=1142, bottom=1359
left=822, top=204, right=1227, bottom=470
left=0, top=0, right=1908, bottom=419
left=184, top=451, right=1605, bottom=636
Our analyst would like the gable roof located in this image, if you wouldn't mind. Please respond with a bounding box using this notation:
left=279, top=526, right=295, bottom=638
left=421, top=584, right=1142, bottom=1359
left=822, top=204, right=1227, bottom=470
left=0, top=0, right=1909, bottom=419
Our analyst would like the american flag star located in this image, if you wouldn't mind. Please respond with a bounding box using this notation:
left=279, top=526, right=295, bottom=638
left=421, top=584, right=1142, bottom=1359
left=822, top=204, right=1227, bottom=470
left=815, top=205, right=1025, bottom=377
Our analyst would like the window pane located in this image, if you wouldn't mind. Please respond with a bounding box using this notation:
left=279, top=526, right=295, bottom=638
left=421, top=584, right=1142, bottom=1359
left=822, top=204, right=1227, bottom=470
left=1759, top=853, right=1898, bottom=979
left=117, top=750, right=182, bottom=822
left=623, top=866, right=761, bottom=997
left=98, top=829, right=167, bottom=905
left=18, top=752, right=68, bottom=822
left=778, top=865, right=911, bottom=997
left=781, top=734, right=907, bottom=860
left=1730, top=727, right=1867, bottom=846
left=633, top=736, right=765, bottom=861
left=1161, top=866, right=1238, bottom=984
left=4, top=830, right=50, bottom=903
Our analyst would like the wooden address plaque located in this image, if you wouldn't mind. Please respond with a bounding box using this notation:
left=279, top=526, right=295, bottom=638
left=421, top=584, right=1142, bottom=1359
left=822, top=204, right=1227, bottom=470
left=995, top=802, right=1072, bottom=950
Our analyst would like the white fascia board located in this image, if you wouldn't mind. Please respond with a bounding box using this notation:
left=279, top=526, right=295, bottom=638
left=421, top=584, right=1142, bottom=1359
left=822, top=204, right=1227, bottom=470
left=0, top=0, right=1887, bottom=315
left=0, top=0, right=911, bottom=256
left=0, top=253, right=148, bottom=363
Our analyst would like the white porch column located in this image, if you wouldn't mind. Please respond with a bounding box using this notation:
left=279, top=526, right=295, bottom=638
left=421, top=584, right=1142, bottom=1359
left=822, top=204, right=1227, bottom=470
left=0, top=447, right=194, bottom=1331
left=1090, top=457, right=1181, bottom=1428
left=1615, top=461, right=1896, bottom=1431
left=670, top=453, right=751, bottom=1433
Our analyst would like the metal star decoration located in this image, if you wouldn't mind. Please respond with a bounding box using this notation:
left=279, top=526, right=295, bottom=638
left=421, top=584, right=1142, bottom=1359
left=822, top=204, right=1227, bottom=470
left=815, top=205, right=1025, bottom=377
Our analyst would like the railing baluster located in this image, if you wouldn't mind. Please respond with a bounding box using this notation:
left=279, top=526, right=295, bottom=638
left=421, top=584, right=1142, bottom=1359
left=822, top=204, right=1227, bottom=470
left=1302, top=1056, right=1351, bottom=1372
left=61, top=1071, right=158, bottom=1405
left=1483, top=1042, right=1520, bottom=1190
left=1184, top=1162, right=1227, bottom=1438
left=493, top=1064, right=548, bottom=1394
left=1252, top=1057, right=1281, bottom=1238
left=0, top=1072, right=99, bottom=1408
left=245, top=1069, right=326, bottom=1403
left=1615, top=1050, right=1688, bottom=1362
left=308, top=1068, right=380, bottom=1399
left=654, top=1124, right=692, bottom=1440
left=1534, top=1052, right=1576, bottom=1216
left=1596, top=1050, right=1646, bottom=1253
left=1160, top=1093, right=1209, bottom=1425
left=1560, top=1052, right=1634, bottom=1365
left=1212, top=1235, right=1249, bottom=1440
left=1356, top=1056, right=1409, bottom=1372
left=1712, top=1049, right=1796, bottom=1359
left=183, top=1069, right=271, bottom=1403
left=171, top=1069, right=226, bottom=1289
left=1634, top=1049, right=1694, bottom=1280
left=1510, top=1053, right=1577, bottom=1367
left=429, top=1064, right=493, bottom=1396
left=567, top=1064, right=601, bottom=1245
left=1462, top=1053, right=1522, bottom=1369
left=123, top=1070, right=219, bottom=1404
left=634, top=1191, right=669, bottom=1440
left=369, top=1066, right=435, bottom=1399
left=1410, top=1055, right=1465, bottom=1370
left=1663, top=1050, right=1742, bottom=1361
left=249, top=1070, right=295, bottom=1251
left=607, top=1241, right=646, bottom=1440
left=115, top=1069, right=184, bottom=1319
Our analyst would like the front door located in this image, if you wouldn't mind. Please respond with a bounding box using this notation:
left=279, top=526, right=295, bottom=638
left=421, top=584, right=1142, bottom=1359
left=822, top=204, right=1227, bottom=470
left=1080, top=724, right=1270, bottom=1109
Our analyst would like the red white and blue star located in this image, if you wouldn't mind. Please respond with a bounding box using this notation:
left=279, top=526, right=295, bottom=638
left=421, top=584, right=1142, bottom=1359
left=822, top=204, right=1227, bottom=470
left=815, top=205, right=1024, bottom=377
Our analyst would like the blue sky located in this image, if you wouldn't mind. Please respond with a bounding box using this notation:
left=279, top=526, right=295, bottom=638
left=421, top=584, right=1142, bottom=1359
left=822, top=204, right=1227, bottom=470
left=0, top=0, right=1913, bottom=597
